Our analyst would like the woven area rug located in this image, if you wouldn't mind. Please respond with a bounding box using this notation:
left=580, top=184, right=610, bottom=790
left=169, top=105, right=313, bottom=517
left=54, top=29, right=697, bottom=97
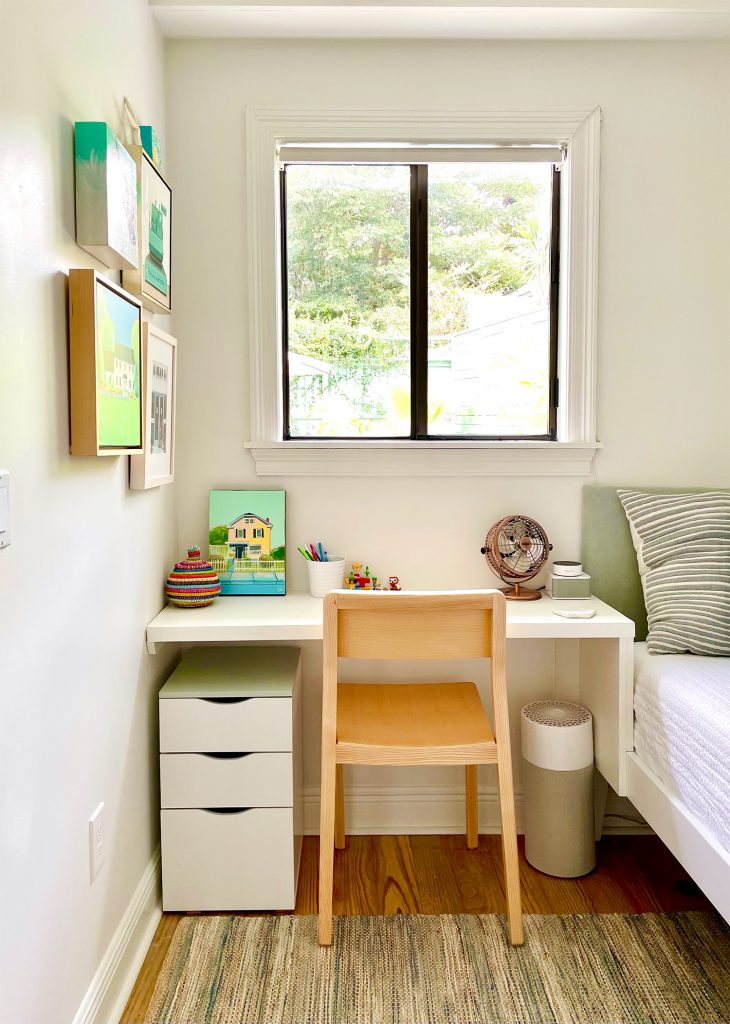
left=144, top=912, right=730, bottom=1024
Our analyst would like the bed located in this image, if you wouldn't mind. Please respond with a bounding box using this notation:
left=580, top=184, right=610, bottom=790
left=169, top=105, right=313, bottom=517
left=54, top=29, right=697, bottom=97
left=582, top=485, right=730, bottom=922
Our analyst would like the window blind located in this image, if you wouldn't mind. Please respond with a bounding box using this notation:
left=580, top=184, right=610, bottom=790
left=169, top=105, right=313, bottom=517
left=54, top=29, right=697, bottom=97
left=278, top=144, right=564, bottom=166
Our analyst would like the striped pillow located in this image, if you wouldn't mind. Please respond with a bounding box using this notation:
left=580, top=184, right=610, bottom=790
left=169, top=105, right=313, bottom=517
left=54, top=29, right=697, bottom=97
left=618, top=490, right=730, bottom=656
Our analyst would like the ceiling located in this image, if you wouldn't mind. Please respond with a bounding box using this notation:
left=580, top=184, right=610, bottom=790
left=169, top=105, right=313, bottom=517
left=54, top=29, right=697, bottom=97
left=149, top=1, right=730, bottom=40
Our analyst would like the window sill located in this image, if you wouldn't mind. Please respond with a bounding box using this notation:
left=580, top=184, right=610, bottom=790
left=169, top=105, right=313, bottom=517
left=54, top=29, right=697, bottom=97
left=245, top=440, right=601, bottom=477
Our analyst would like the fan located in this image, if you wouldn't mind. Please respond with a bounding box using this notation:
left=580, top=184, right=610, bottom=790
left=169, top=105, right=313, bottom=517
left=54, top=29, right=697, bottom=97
left=480, top=516, right=552, bottom=601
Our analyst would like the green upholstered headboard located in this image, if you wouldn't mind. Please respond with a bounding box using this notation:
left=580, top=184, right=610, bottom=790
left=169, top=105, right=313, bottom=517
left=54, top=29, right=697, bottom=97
left=581, top=485, right=729, bottom=642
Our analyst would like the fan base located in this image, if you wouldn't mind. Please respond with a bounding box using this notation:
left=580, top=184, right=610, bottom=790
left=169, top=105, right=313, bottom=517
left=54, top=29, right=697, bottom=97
left=500, top=584, right=542, bottom=601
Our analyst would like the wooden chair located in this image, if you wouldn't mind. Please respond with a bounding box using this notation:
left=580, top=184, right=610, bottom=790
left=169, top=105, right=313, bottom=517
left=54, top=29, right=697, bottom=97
left=318, top=589, right=523, bottom=946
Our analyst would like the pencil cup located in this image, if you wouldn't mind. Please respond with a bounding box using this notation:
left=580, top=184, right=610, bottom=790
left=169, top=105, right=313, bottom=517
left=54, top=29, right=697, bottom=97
left=306, top=555, right=345, bottom=598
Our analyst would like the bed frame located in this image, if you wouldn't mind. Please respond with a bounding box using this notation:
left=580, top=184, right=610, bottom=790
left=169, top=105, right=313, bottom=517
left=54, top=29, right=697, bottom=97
left=582, top=485, right=730, bottom=923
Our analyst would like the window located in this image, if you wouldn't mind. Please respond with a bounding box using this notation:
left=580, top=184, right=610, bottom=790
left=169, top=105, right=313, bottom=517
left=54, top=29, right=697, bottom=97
left=236, top=529, right=246, bottom=538
left=244, top=107, right=601, bottom=476
left=253, top=528, right=264, bottom=538
left=281, top=151, right=560, bottom=440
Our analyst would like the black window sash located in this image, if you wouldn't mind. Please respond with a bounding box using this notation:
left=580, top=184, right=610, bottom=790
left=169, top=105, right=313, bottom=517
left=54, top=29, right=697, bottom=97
left=281, top=162, right=560, bottom=441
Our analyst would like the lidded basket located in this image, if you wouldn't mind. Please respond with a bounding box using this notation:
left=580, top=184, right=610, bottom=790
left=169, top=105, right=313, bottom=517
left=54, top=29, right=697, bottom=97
left=165, top=546, right=221, bottom=608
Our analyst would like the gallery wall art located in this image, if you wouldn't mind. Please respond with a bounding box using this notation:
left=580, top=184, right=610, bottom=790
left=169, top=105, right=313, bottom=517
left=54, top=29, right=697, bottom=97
left=123, top=145, right=172, bottom=314
left=129, top=323, right=177, bottom=489
left=68, top=269, right=143, bottom=456
left=209, top=490, right=286, bottom=596
left=74, top=121, right=138, bottom=271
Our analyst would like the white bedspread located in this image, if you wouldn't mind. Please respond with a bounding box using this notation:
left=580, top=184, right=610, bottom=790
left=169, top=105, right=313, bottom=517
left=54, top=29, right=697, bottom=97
left=634, top=642, right=730, bottom=852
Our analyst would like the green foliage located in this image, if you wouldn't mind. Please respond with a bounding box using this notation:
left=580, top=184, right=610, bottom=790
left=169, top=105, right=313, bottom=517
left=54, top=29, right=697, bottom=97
left=270, top=546, right=286, bottom=560
left=209, top=525, right=228, bottom=545
left=286, top=166, right=549, bottom=366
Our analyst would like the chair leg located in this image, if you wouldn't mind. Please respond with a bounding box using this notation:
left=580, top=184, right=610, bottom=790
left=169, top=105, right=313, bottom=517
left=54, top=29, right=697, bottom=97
left=318, top=751, right=337, bottom=945
left=496, top=752, right=524, bottom=946
left=465, top=765, right=479, bottom=849
left=335, top=764, right=345, bottom=849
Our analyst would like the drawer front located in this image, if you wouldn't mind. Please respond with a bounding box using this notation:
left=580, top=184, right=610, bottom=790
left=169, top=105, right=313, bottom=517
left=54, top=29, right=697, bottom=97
left=159, top=697, right=292, bottom=752
left=161, top=807, right=296, bottom=911
left=160, top=752, right=293, bottom=808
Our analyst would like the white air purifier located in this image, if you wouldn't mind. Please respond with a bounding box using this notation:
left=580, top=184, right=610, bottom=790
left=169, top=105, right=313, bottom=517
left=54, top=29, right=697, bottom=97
left=521, top=700, right=596, bottom=878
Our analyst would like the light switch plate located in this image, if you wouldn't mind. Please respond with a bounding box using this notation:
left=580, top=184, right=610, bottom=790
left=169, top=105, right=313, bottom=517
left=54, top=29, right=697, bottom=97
left=0, top=470, right=9, bottom=548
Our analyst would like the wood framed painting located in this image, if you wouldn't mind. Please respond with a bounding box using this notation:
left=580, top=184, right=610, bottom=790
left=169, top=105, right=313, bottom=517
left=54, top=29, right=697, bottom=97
left=68, top=269, right=143, bottom=456
left=123, top=146, right=172, bottom=314
left=129, top=323, right=177, bottom=489
left=209, top=490, right=286, bottom=596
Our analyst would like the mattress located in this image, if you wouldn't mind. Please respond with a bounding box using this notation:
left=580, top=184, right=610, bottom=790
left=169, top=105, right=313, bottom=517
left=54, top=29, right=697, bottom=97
left=633, top=642, right=730, bottom=852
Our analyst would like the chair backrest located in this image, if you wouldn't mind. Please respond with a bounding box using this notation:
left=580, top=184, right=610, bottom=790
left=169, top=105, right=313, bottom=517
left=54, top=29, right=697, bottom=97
left=330, top=590, right=498, bottom=660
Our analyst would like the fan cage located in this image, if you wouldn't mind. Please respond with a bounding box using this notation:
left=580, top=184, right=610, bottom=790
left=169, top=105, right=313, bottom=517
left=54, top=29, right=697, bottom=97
left=483, top=515, right=550, bottom=585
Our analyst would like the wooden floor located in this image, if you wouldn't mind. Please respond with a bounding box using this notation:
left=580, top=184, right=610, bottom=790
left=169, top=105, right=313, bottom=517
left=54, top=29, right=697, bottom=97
left=121, top=834, right=712, bottom=1023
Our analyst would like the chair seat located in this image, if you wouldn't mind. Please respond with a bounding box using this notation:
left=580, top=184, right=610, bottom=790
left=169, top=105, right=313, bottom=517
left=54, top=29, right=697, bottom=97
left=336, top=682, right=496, bottom=765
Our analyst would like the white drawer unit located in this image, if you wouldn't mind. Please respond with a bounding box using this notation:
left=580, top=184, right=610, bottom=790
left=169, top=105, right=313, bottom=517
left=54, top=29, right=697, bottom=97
left=158, top=646, right=302, bottom=911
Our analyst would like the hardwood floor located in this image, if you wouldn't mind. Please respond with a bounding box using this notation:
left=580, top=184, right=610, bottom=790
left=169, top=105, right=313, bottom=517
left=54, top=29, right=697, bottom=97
left=120, top=834, right=712, bottom=1023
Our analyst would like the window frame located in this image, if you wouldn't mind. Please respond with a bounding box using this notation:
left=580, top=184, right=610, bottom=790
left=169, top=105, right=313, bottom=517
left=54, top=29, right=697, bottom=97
left=281, top=161, right=560, bottom=442
left=244, top=106, right=602, bottom=477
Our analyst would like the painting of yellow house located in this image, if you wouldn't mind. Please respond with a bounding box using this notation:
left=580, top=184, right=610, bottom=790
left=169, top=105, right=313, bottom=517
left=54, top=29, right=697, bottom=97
left=209, top=489, right=286, bottom=596
left=227, top=513, right=272, bottom=560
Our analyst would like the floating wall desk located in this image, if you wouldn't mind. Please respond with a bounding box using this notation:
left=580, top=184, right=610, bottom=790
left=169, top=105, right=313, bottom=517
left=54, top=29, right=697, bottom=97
left=147, top=593, right=635, bottom=795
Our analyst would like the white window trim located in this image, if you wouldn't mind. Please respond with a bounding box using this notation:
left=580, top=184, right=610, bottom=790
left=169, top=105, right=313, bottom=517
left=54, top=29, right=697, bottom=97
left=244, top=106, right=602, bottom=477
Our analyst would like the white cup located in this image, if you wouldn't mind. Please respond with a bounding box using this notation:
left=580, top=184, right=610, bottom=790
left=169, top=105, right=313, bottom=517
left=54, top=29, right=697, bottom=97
left=306, top=555, right=346, bottom=598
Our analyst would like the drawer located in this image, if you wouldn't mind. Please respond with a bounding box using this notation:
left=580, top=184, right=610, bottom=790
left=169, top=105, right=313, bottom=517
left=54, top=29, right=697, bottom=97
left=161, top=807, right=297, bottom=911
left=159, top=696, right=292, bottom=752
left=160, top=752, right=292, bottom=808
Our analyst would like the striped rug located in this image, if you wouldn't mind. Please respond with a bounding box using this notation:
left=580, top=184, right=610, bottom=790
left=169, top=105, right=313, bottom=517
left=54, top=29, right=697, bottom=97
left=144, top=912, right=730, bottom=1023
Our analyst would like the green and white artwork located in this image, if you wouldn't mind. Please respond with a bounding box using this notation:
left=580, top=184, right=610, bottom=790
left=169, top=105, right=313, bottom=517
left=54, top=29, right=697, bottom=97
left=74, top=122, right=137, bottom=271
left=209, top=490, right=286, bottom=596
left=95, top=279, right=141, bottom=448
left=141, top=154, right=171, bottom=309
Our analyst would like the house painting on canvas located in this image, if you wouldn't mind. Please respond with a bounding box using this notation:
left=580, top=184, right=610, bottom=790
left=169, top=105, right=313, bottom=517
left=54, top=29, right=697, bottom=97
left=209, top=490, right=286, bottom=595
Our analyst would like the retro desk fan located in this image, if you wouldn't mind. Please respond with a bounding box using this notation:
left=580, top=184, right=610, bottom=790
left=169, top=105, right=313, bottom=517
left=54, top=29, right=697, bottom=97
left=481, top=515, right=552, bottom=601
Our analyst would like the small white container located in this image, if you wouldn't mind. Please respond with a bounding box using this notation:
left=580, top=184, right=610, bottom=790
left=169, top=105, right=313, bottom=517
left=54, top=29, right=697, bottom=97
left=552, top=560, right=583, bottom=577
left=306, top=555, right=345, bottom=598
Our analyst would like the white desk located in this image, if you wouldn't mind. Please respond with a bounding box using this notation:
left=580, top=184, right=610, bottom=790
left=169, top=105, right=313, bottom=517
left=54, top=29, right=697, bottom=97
left=146, top=593, right=635, bottom=795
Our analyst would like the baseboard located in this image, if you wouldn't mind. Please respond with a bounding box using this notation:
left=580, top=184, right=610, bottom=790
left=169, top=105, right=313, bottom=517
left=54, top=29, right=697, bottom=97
left=302, top=785, right=650, bottom=836
left=72, top=847, right=162, bottom=1024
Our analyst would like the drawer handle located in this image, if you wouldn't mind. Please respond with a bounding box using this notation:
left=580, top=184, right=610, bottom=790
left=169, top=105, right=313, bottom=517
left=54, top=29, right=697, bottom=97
left=200, top=752, right=251, bottom=760
left=203, top=807, right=251, bottom=815
left=201, top=697, right=251, bottom=705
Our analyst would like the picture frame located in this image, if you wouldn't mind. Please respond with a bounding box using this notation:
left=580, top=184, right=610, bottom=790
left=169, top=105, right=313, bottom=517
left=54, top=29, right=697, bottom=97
left=123, top=146, right=172, bottom=314
left=68, top=269, right=143, bottom=456
left=74, top=121, right=138, bottom=271
left=129, top=323, right=177, bottom=489
left=209, top=490, right=287, bottom=596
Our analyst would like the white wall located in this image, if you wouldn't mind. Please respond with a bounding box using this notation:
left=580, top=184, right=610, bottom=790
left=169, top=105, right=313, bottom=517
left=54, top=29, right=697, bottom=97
left=165, top=38, right=730, bottom=820
left=0, top=3, right=177, bottom=1022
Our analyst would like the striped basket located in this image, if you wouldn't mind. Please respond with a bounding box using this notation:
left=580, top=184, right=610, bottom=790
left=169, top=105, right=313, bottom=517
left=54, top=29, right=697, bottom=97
left=165, top=546, right=222, bottom=608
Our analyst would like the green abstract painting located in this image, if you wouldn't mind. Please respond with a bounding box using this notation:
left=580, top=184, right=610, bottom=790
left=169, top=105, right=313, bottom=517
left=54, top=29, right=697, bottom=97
left=95, top=281, right=141, bottom=447
left=74, top=121, right=137, bottom=271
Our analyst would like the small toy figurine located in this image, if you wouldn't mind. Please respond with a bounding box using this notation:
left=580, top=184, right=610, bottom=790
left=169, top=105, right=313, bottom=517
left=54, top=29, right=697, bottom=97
left=386, top=576, right=402, bottom=591
left=347, top=561, right=376, bottom=590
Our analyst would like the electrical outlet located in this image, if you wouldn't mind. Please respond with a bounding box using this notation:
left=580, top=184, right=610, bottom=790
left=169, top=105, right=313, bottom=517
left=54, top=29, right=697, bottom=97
left=89, top=803, right=105, bottom=882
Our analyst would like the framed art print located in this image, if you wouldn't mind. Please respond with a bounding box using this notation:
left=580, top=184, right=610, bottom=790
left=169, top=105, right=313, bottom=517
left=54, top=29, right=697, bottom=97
left=123, top=146, right=172, bottom=313
left=208, top=490, right=286, bottom=596
left=68, top=269, right=143, bottom=456
left=129, top=323, right=177, bottom=489
left=74, top=121, right=138, bottom=271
